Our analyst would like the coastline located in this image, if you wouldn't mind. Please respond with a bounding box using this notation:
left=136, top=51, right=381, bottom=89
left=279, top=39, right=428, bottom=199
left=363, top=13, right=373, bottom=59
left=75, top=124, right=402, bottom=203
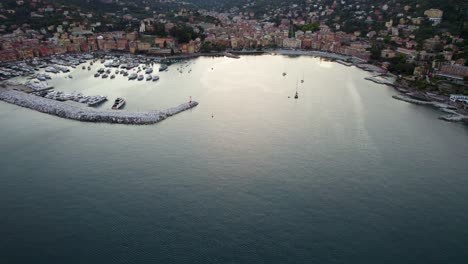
left=1, top=50, right=465, bottom=125
left=364, top=74, right=468, bottom=124
left=392, top=94, right=468, bottom=123
left=0, top=87, right=198, bottom=125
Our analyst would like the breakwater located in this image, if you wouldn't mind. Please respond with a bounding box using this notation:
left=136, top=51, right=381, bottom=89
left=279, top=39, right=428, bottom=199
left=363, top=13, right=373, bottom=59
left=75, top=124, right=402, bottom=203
left=0, top=89, right=198, bottom=125
left=392, top=94, right=468, bottom=123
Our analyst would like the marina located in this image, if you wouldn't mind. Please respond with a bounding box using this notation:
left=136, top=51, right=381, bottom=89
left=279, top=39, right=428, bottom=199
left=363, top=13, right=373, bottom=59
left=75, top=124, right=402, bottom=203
left=0, top=52, right=207, bottom=124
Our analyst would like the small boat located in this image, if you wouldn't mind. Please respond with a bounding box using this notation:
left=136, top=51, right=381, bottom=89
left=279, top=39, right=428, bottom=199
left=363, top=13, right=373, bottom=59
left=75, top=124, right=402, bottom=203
left=94, top=73, right=100, bottom=78
left=283, top=72, right=287, bottom=76
left=82, top=66, right=86, bottom=70
left=128, top=73, right=137, bottom=80
left=87, top=96, right=107, bottom=107
left=137, top=75, right=144, bottom=81
left=145, top=68, right=153, bottom=74
left=68, top=75, right=73, bottom=79
left=159, top=64, right=168, bottom=71
left=152, top=75, right=160, bottom=82
left=87, top=66, right=91, bottom=71
left=102, top=74, right=108, bottom=78
left=146, top=75, right=152, bottom=81
left=294, top=80, right=299, bottom=99
left=110, top=75, right=115, bottom=79
left=112, top=98, right=125, bottom=110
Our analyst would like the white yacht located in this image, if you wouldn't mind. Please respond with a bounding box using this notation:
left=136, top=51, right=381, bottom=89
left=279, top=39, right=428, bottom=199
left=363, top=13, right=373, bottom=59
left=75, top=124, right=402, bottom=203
left=112, top=98, right=125, bottom=110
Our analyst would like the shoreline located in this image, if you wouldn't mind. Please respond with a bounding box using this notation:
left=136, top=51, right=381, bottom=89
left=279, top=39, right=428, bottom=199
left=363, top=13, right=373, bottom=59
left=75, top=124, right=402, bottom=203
left=369, top=77, right=468, bottom=124
left=0, top=87, right=198, bottom=125
left=392, top=94, right=468, bottom=123
left=2, top=51, right=465, bottom=125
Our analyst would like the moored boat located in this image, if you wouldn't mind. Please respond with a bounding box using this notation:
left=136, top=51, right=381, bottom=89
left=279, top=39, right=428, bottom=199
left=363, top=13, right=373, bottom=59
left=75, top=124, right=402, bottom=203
left=111, top=98, right=125, bottom=110
left=159, top=64, right=168, bottom=71
left=128, top=73, right=137, bottom=80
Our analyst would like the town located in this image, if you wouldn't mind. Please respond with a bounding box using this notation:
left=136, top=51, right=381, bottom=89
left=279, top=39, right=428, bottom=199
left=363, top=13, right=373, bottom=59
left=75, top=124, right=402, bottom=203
left=0, top=0, right=467, bottom=118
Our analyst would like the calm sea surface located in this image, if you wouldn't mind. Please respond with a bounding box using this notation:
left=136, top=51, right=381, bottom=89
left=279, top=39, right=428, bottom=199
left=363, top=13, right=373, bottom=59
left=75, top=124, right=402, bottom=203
left=1, top=55, right=468, bottom=264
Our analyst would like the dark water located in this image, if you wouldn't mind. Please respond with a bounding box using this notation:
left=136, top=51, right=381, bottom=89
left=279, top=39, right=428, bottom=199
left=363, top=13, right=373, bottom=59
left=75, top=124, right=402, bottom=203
left=1, top=56, right=468, bottom=263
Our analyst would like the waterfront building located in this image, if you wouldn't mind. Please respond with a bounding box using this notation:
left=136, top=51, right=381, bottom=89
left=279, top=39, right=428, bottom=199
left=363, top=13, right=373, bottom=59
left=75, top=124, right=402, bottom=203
left=282, top=38, right=301, bottom=49
left=440, top=64, right=468, bottom=78
left=154, top=38, right=175, bottom=49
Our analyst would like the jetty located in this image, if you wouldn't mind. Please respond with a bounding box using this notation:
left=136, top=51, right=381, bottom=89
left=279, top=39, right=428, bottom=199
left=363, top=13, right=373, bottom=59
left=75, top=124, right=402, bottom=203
left=392, top=94, right=468, bottom=123
left=0, top=88, right=198, bottom=125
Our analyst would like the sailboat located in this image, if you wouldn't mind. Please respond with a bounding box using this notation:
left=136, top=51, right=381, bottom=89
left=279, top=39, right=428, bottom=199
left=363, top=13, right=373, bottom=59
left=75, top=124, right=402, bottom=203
left=294, top=80, right=299, bottom=99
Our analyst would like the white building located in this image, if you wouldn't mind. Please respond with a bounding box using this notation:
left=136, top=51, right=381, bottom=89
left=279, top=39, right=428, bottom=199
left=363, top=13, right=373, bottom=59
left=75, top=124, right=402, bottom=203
left=283, top=38, right=302, bottom=49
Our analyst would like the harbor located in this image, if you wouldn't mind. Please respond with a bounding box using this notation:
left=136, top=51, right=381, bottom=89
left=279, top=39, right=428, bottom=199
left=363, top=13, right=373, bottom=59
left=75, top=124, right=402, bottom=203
left=0, top=52, right=204, bottom=124
left=1, top=52, right=466, bottom=125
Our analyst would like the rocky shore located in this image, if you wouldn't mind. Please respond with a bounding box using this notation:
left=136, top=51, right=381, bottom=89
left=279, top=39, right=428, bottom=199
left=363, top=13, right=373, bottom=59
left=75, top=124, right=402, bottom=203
left=358, top=70, right=467, bottom=125
left=0, top=88, right=198, bottom=125
left=392, top=94, right=468, bottom=123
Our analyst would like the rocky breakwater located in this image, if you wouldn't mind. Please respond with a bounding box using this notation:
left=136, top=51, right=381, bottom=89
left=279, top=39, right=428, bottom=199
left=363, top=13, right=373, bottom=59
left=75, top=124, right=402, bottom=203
left=392, top=94, right=468, bottom=124
left=0, top=89, right=198, bottom=125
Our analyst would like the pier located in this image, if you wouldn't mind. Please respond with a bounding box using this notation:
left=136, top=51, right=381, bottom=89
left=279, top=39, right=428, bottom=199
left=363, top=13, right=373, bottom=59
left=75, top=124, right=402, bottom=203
left=0, top=88, right=198, bottom=125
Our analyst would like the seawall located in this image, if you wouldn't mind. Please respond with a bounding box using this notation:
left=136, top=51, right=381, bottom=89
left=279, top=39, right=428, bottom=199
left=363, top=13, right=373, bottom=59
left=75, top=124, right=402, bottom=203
left=0, top=89, right=198, bottom=125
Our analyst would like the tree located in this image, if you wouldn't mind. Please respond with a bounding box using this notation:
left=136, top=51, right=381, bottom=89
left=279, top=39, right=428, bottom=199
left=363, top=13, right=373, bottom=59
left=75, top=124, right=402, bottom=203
left=200, top=42, right=212, bottom=53
left=370, top=44, right=383, bottom=60
left=296, top=22, right=320, bottom=32
left=169, top=25, right=199, bottom=44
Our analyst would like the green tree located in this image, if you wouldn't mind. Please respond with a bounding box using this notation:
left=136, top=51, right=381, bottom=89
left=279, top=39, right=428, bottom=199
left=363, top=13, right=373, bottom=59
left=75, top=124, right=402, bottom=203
left=370, top=44, right=383, bottom=60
